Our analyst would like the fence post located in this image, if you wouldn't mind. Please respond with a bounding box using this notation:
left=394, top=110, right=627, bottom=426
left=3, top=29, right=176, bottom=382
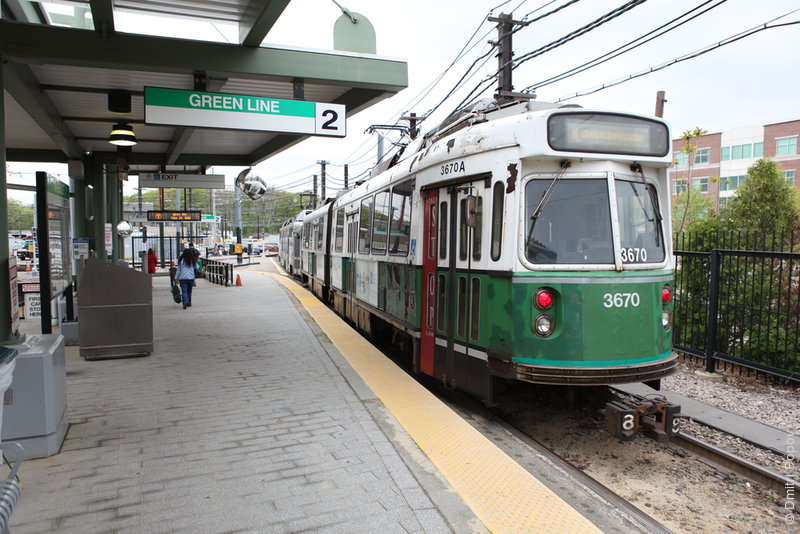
left=705, top=249, right=721, bottom=373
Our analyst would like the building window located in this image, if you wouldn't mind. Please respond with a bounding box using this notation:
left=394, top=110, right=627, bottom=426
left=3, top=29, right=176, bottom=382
left=695, top=148, right=710, bottom=164
left=721, top=147, right=730, bottom=161
left=693, top=178, right=708, bottom=193
left=741, top=144, right=752, bottom=159
left=721, top=175, right=746, bottom=191
left=754, top=142, right=763, bottom=158
left=731, top=145, right=742, bottom=160
left=674, top=152, right=689, bottom=166
left=776, top=136, right=798, bottom=156
left=784, top=170, right=796, bottom=185
left=718, top=197, right=730, bottom=211
left=673, top=180, right=687, bottom=195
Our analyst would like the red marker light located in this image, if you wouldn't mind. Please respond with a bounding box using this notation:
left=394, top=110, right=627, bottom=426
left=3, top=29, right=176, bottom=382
left=662, top=286, right=672, bottom=304
left=535, top=289, right=553, bottom=310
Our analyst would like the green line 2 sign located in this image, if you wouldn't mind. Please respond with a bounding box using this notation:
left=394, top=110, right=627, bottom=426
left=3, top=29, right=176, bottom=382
left=144, top=87, right=346, bottom=137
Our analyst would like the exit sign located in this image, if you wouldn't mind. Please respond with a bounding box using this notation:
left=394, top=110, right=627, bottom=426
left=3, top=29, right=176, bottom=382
left=144, top=87, right=346, bottom=137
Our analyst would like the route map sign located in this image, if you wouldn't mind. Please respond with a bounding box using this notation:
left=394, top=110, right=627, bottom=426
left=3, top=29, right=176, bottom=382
left=147, top=210, right=202, bottom=222
left=144, top=87, right=346, bottom=137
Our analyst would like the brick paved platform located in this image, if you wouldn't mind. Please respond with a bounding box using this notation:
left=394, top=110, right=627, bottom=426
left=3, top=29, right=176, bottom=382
left=9, top=263, right=477, bottom=533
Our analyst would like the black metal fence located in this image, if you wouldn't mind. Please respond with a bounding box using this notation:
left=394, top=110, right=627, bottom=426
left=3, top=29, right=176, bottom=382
left=673, top=231, right=800, bottom=383
left=203, top=259, right=235, bottom=287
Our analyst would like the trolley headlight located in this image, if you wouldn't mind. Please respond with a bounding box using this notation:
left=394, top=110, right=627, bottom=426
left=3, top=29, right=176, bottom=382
left=662, top=309, right=672, bottom=329
left=534, top=314, right=554, bottom=337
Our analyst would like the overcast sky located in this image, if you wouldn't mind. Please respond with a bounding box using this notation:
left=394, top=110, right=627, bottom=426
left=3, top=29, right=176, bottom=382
left=7, top=0, right=800, bottom=201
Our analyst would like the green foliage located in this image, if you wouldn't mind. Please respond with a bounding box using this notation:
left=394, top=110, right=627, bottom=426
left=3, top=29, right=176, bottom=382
left=670, top=188, right=716, bottom=233
left=7, top=198, right=34, bottom=234
left=722, top=158, right=800, bottom=233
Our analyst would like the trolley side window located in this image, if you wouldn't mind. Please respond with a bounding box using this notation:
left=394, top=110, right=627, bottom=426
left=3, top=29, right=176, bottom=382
left=372, top=190, right=390, bottom=255
left=358, top=197, right=372, bottom=254
left=472, top=196, right=483, bottom=261
left=334, top=209, right=344, bottom=252
left=315, top=220, right=322, bottom=250
left=491, top=181, right=504, bottom=261
left=457, top=276, right=467, bottom=338
left=470, top=277, right=480, bottom=342
left=459, top=198, right=468, bottom=261
left=439, top=201, right=448, bottom=260
left=524, top=178, right=613, bottom=264
left=436, top=274, right=447, bottom=332
left=389, top=180, right=413, bottom=256
left=303, top=222, right=311, bottom=248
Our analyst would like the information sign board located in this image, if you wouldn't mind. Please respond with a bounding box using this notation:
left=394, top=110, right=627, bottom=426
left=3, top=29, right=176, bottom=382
left=138, top=173, right=225, bottom=189
left=144, top=87, right=346, bottom=137
left=147, top=210, right=202, bottom=222
left=46, top=176, right=72, bottom=296
left=73, top=237, right=90, bottom=260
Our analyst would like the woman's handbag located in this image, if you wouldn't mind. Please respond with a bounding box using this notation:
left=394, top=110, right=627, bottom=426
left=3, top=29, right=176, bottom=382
left=171, top=282, right=182, bottom=303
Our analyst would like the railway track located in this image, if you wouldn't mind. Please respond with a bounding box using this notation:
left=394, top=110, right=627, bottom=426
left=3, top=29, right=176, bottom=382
left=671, top=432, right=799, bottom=495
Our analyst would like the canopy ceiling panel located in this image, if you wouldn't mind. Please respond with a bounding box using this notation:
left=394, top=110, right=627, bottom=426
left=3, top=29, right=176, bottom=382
left=2, top=0, right=408, bottom=168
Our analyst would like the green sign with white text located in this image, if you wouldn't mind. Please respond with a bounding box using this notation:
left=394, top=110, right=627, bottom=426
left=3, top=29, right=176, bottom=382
left=144, top=87, right=346, bottom=137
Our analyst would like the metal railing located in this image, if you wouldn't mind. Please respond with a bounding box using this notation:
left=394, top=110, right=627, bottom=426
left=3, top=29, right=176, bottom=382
left=203, top=258, right=235, bottom=287
left=129, top=235, right=209, bottom=270
left=674, top=242, right=800, bottom=383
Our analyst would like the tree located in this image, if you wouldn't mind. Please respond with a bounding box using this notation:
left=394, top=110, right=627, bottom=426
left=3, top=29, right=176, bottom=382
left=722, top=158, right=800, bottom=234
left=670, top=188, right=716, bottom=233
left=7, top=198, right=34, bottom=236
left=674, top=127, right=708, bottom=234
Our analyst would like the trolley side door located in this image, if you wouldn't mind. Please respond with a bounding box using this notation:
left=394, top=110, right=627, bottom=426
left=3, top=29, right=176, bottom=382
left=420, top=189, right=438, bottom=376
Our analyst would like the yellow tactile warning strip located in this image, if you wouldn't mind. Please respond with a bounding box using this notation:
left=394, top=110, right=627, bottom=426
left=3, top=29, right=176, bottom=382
left=266, top=270, right=601, bottom=533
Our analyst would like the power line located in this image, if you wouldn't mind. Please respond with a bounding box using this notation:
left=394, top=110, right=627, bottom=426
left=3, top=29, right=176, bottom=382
left=522, top=0, right=729, bottom=92
left=555, top=15, right=800, bottom=102
left=511, top=0, right=649, bottom=71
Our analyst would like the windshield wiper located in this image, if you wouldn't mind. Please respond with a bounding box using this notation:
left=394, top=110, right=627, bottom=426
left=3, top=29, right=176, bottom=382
left=527, top=160, right=570, bottom=234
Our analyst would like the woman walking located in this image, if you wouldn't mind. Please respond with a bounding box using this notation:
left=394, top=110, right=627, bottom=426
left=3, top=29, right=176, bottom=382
left=175, top=248, right=197, bottom=309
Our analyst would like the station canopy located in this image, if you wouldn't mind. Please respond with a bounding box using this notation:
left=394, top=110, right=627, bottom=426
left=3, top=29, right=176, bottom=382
left=1, top=0, right=408, bottom=173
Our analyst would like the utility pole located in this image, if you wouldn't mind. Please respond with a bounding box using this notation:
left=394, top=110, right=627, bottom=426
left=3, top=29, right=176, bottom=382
left=344, top=164, right=349, bottom=189
left=312, top=175, right=318, bottom=208
left=488, top=13, right=533, bottom=102
left=494, top=12, right=513, bottom=99
left=317, top=160, right=328, bottom=201
left=655, top=90, right=667, bottom=118
left=401, top=112, right=419, bottom=140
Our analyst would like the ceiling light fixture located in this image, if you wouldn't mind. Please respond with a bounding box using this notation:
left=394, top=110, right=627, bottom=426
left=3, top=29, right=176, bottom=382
left=108, top=123, right=137, bottom=146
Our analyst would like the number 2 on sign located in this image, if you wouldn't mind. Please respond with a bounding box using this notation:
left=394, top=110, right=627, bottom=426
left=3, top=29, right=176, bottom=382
left=603, top=292, right=640, bottom=308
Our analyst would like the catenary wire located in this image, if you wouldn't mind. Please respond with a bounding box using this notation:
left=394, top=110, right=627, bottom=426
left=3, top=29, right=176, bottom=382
left=522, top=0, right=729, bottom=92
left=555, top=15, right=800, bottom=102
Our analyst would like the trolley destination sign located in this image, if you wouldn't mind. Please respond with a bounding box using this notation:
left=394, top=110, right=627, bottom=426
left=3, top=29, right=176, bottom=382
left=144, top=87, right=346, bottom=137
left=147, top=210, right=202, bottom=222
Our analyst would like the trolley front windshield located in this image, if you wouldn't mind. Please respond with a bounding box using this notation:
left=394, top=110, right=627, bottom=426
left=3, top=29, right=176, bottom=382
left=523, top=176, right=666, bottom=266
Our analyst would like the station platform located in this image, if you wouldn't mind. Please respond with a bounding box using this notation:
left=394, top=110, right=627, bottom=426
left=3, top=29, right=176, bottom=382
left=8, top=259, right=650, bottom=533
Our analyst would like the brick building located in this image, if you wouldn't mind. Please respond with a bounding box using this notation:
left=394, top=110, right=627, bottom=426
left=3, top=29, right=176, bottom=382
left=669, top=119, right=800, bottom=211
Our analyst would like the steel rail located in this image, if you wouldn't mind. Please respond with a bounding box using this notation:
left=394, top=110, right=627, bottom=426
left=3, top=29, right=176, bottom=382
left=671, top=433, right=799, bottom=495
